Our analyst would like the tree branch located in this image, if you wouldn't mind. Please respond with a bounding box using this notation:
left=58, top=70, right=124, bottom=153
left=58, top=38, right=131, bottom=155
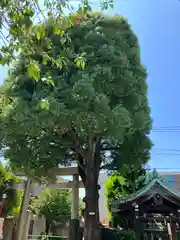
left=101, top=146, right=118, bottom=151
left=77, top=154, right=86, bottom=185
left=0, top=31, right=9, bottom=45
left=70, top=127, right=87, bottom=160
left=0, top=35, right=8, bottom=47
left=33, top=0, right=46, bottom=21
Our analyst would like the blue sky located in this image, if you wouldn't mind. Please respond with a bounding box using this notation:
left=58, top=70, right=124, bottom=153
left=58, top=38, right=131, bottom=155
left=109, top=0, right=180, bottom=171
left=0, top=0, right=180, bottom=172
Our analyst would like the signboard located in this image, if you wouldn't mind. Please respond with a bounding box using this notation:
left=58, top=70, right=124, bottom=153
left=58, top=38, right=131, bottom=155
left=0, top=218, right=4, bottom=239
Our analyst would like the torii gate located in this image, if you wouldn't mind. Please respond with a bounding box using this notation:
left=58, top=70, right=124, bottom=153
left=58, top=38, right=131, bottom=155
left=13, top=167, right=83, bottom=240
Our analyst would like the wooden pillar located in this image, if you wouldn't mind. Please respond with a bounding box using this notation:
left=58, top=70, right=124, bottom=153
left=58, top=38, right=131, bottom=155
left=178, top=210, right=180, bottom=225
left=170, top=213, right=177, bottom=240
left=69, top=174, right=79, bottom=240
left=15, top=179, right=31, bottom=240
left=134, top=205, right=140, bottom=240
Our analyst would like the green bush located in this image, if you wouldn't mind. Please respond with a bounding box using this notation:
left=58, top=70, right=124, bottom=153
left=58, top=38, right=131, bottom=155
left=101, top=228, right=136, bottom=240
left=48, top=237, right=66, bottom=240
left=37, top=235, right=66, bottom=240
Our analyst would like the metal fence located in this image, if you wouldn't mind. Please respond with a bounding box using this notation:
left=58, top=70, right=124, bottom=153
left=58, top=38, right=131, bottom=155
left=28, top=235, right=68, bottom=240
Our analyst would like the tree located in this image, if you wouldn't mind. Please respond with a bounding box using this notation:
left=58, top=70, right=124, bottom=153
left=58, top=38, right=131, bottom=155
left=103, top=128, right=152, bottom=171
left=105, top=165, right=147, bottom=229
left=30, top=188, right=71, bottom=235
left=105, top=165, right=146, bottom=202
left=0, top=161, right=21, bottom=217
left=0, top=0, right=113, bottom=67
left=0, top=12, right=151, bottom=240
left=104, top=131, right=152, bottom=227
left=30, top=189, right=86, bottom=236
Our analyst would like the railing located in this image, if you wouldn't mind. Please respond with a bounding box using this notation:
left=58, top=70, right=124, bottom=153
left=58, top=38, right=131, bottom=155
left=28, top=235, right=68, bottom=240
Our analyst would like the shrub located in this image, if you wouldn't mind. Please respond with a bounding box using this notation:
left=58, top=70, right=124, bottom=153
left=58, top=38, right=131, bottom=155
left=37, top=234, right=66, bottom=240
left=101, top=228, right=135, bottom=240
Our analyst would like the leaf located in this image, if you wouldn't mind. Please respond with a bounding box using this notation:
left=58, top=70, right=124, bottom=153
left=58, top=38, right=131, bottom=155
left=42, top=76, right=55, bottom=87
left=47, top=78, right=55, bottom=87
left=69, top=15, right=77, bottom=25
left=40, top=99, right=50, bottom=110
left=74, top=57, right=86, bottom=69
left=54, top=56, right=67, bottom=69
left=27, top=61, right=40, bottom=81
left=1, top=93, right=9, bottom=106
left=0, top=55, right=11, bottom=66
left=37, top=27, right=45, bottom=40
left=46, top=76, right=55, bottom=87
left=60, top=37, right=67, bottom=45
left=37, top=32, right=41, bottom=41
left=54, top=26, right=65, bottom=36
left=42, top=53, right=51, bottom=65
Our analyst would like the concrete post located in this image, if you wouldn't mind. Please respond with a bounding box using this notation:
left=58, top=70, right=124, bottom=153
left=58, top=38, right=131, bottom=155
left=15, top=179, right=31, bottom=240
left=72, top=174, right=79, bottom=219
left=69, top=174, right=79, bottom=240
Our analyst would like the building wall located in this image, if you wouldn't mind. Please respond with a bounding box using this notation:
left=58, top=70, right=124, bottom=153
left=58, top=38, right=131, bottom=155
left=161, top=172, right=180, bottom=191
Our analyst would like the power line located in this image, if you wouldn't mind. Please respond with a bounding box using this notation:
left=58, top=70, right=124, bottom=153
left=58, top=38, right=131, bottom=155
left=152, top=126, right=180, bottom=131
left=151, top=148, right=180, bottom=156
left=154, top=168, right=180, bottom=170
left=153, top=126, right=180, bottom=128
left=152, top=153, right=180, bottom=156
left=150, top=169, right=180, bottom=171
left=153, top=148, right=180, bottom=152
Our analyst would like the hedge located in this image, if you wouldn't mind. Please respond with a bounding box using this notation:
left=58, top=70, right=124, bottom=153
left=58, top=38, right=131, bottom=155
left=101, top=228, right=136, bottom=240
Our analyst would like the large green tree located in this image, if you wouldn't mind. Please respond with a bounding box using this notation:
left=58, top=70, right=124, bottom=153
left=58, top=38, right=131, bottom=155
left=0, top=12, right=151, bottom=240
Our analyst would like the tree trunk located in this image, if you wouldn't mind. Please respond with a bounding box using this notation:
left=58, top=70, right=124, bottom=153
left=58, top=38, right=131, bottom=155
left=83, top=159, right=101, bottom=240
left=77, top=138, right=101, bottom=240
left=45, top=220, right=51, bottom=235
left=84, top=182, right=101, bottom=240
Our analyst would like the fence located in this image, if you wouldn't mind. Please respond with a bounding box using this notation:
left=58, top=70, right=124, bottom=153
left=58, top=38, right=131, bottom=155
left=28, top=235, right=68, bottom=240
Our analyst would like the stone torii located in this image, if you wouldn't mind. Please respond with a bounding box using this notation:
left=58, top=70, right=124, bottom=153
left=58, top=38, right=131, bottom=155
left=13, top=167, right=83, bottom=240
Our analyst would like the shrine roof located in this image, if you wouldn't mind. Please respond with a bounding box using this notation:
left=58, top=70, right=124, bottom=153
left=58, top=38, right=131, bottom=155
left=109, top=177, right=180, bottom=207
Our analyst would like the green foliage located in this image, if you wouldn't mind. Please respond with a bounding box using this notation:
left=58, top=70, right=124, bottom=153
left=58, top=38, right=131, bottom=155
left=0, top=161, right=22, bottom=216
left=0, top=0, right=114, bottom=68
left=105, top=165, right=147, bottom=222
left=104, top=130, right=152, bottom=171
left=0, top=12, right=151, bottom=240
left=38, top=235, right=66, bottom=240
left=31, top=188, right=71, bottom=228
left=102, top=228, right=135, bottom=240
left=0, top=13, right=151, bottom=180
